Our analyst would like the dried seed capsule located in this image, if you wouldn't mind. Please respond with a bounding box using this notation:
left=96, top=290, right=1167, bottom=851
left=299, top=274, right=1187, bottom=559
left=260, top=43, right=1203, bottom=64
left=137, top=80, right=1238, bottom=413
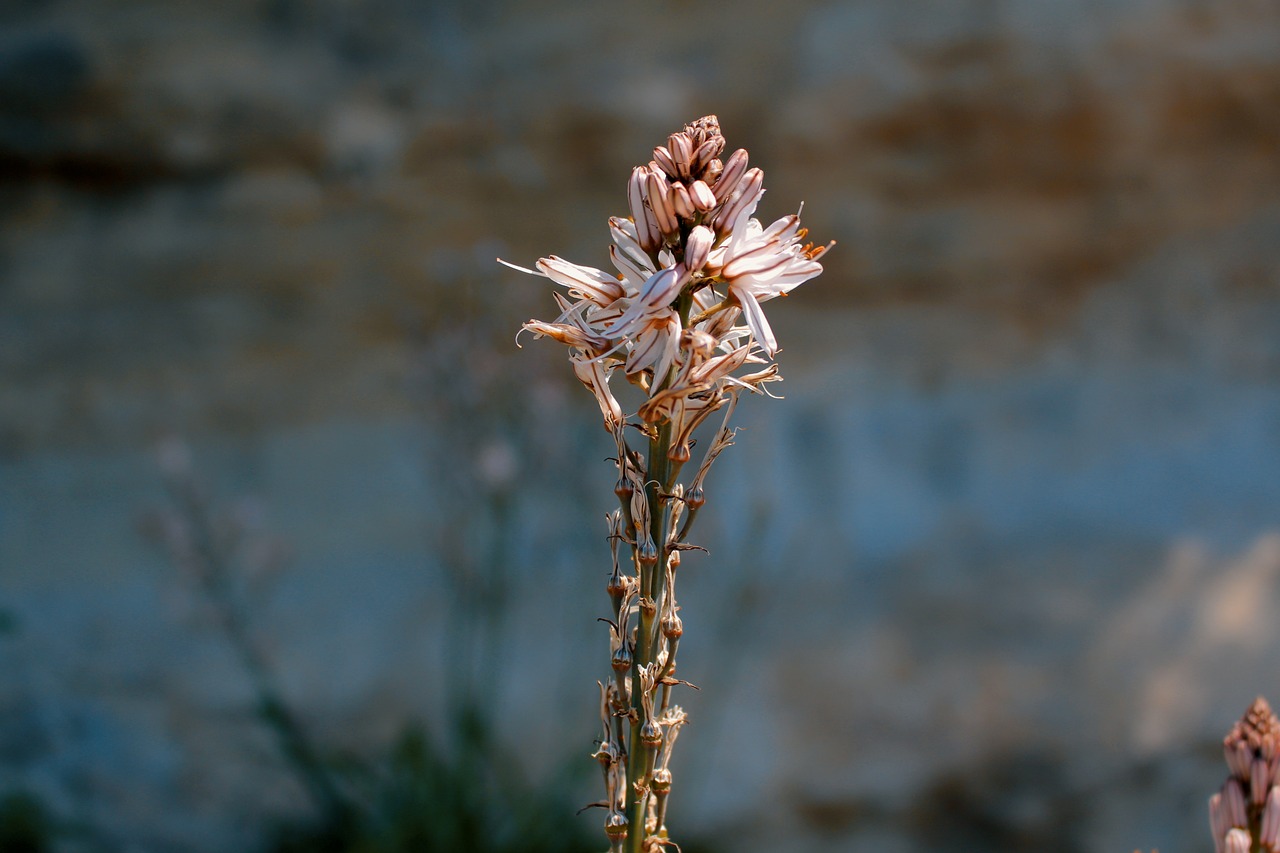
left=607, top=570, right=627, bottom=599
left=612, top=642, right=633, bottom=673
left=687, top=487, right=705, bottom=509
left=615, top=477, right=632, bottom=500
left=651, top=767, right=673, bottom=794
left=661, top=612, right=683, bottom=640
left=604, top=812, right=628, bottom=840
left=638, top=536, right=658, bottom=565
left=640, top=720, right=663, bottom=748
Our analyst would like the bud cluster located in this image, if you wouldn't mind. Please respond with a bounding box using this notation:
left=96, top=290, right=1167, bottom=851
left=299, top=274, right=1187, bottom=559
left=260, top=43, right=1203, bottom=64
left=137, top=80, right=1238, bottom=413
left=509, top=116, right=829, bottom=852
left=1211, top=697, right=1280, bottom=853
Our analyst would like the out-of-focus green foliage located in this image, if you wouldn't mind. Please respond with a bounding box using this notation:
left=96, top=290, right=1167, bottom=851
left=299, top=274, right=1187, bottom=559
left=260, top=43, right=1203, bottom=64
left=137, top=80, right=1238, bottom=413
left=268, top=707, right=596, bottom=853
left=0, top=791, right=54, bottom=853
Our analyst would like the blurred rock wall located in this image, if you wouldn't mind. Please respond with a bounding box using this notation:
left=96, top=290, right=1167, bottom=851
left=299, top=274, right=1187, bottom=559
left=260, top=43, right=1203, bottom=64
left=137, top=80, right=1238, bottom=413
left=3, top=0, right=1280, bottom=851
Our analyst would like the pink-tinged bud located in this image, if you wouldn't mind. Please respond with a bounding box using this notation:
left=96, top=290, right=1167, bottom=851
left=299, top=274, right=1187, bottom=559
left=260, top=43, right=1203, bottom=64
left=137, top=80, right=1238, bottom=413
left=712, top=148, right=749, bottom=202
left=667, top=133, right=693, bottom=179
left=1225, top=828, right=1251, bottom=853
left=1253, top=757, right=1271, bottom=805
left=1225, top=778, right=1249, bottom=828
left=703, top=158, right=723, bottom=186
left=1263, top=787, right=1280, bottom=847
left=1210, top=792, right=1227, bottom=853
left=684, top=225, right=714, bottom=273
left=689, top=179, right=717, bottom=212
left=691, top=135, right=724, bottom=177
left=646, top=172, right=678, bottom=238
left=710, top=167, right=763, bottom=233
left=670, top=182, right=695, bottom=220
left=652, top=147, right=679, bottom=179
left=629, top=166, right=661, bottom=254
left=1228, top=740, right=1253, bottom=781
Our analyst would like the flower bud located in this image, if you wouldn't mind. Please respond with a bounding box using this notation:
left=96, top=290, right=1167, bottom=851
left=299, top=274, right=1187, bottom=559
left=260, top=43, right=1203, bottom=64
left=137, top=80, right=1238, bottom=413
left=652, top=146, right=679, bottom=179
left=1263, top=787, right=1280, bottom=848
left=712, top=148, right=749, bottom=202
left=1225, top=828, right=1251, bottom=853
left=691, top=135, right=725, bottom=177
left=689, top=179, right=717, bottom=213
left=670, top=182, right=695, bottom=220
left=684, top=225, right=714, bottom=273
left=711, top=167, right=763, bottom=232
left=1253, top=756, right=1271, bottom=805
left=666, top=133, right=693, bottom=180
left=1225, top=778, right=1248, bottom=827
left=629, top=166, right=661, bottom=254
left=646, top=171, right=679, bottom=238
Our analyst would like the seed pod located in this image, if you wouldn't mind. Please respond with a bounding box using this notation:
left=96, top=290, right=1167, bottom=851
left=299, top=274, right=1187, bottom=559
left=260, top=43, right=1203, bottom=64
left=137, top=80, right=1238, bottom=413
left=661, top=611, right=683, bottom=640
left=615, top=476, right=632, bottom=500
left=651, top=767, right=673, bottom=794
left=638, top=536, right=658, bottom=565
left=604, top=812, right=628, bottom=840
left=640, top=719, right=663, bottom=748
left=687, top=487, right=705, bottom=509
left=612, top=642, right=633, bottom=673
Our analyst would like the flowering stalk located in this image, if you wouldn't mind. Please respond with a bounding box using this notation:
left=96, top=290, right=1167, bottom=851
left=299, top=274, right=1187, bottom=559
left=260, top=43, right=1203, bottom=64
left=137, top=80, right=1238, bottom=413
left=506, top=115, right=830, bottom=852
left=1210, top=697, right=1280, bottom=853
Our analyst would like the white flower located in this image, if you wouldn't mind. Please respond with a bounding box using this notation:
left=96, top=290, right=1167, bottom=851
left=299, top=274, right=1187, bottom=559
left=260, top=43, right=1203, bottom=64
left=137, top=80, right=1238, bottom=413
left=710, top=200, right=832, bottom=357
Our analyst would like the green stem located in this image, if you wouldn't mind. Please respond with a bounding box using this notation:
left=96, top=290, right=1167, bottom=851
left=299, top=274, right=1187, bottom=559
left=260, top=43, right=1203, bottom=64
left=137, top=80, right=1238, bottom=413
left=623, top=289, right=697, bottom=853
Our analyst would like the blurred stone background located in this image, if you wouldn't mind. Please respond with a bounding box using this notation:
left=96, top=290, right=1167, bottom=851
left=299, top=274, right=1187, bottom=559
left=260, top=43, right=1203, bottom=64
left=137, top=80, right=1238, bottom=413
left=3, top=0, right=1280, bottom=850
